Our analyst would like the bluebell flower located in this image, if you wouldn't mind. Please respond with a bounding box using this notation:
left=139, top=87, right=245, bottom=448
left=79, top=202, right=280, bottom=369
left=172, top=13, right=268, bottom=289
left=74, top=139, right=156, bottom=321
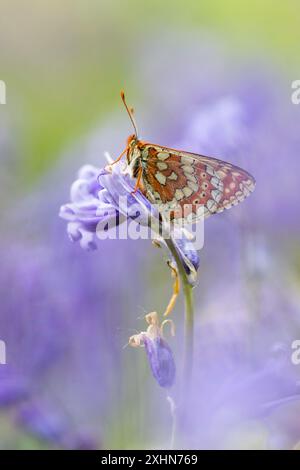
left=59, top=156, right=200, bottom=285
left=0, top=244, right=110, bottom=449
left=129, top=312, right=176, bottom=388
left=143, top=336, right=176, bottom=388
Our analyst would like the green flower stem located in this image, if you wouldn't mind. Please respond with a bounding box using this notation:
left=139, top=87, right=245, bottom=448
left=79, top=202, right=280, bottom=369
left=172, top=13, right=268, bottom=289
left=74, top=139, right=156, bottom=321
left=165, top=238, right=195, bottom=382
left=182, top=279, right=194, bottom=381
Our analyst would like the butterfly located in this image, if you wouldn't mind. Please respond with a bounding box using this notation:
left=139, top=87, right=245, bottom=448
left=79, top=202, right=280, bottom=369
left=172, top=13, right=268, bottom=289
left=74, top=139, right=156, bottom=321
left=113, top=92, right=255, bottom=224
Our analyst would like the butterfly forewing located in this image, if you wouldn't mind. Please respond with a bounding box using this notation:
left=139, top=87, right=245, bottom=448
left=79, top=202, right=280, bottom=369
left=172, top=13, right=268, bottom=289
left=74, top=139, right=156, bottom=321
left=139, top=144, right=255, bottom=223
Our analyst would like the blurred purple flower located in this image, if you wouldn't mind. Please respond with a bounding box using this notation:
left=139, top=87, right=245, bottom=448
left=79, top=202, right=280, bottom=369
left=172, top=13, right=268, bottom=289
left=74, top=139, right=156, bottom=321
left=0, top=367, right=29, bottom=407
left=182, top=280, right=300, bottom=450
left=0, top=243, right=115, bottom=449
left=16, top=401, right=97, bottom=449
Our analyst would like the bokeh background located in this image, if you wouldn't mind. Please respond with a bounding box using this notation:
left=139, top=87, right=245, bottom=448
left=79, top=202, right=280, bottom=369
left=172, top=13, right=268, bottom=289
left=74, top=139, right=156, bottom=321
left=1, top=0, right=300, bottom=449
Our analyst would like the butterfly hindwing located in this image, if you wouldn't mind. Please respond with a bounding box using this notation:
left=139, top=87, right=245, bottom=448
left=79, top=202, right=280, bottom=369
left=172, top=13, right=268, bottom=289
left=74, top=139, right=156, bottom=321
left=140, top=144, right=255, bottom=222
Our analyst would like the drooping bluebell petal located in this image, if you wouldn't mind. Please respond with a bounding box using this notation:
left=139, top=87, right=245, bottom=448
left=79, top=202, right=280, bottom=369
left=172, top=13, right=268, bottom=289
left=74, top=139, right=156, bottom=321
left=142, top=335, right=176, bottom=389
left=173, top=233, right=200, bottom=285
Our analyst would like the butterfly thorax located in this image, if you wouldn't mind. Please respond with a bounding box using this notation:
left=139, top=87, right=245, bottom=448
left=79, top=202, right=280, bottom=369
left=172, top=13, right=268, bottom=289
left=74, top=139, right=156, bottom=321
left=126, top=135, right=146, bottom=178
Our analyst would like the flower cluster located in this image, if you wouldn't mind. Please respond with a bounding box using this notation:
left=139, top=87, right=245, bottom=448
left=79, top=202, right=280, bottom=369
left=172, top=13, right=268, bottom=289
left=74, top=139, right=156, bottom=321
left=59, top=158, right=199, bottom=285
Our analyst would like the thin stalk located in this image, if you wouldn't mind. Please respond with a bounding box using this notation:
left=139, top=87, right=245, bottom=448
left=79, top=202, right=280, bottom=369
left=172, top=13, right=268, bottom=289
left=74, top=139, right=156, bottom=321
left=165, top=238, right=195, bottom=382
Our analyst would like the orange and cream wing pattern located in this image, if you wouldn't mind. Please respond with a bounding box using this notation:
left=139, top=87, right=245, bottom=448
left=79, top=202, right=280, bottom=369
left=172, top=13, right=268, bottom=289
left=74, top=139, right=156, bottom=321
left=140, top=144, right=255, bottom=222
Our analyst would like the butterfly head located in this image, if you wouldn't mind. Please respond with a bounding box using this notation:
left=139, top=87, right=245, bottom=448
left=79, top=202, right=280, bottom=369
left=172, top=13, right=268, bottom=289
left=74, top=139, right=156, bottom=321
left=125, top=133, right=138, bottom=161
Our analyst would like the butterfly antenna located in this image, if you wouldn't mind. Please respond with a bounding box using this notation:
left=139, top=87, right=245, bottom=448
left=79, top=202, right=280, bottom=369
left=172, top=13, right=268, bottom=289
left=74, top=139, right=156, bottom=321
left=121, top=91, right=139, bottom=138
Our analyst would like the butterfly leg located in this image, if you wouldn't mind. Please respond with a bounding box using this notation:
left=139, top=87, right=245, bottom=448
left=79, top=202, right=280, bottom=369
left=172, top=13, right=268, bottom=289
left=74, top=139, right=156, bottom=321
left=164, top=262, right=180, bottom=317
left=105, top=147, right=127, bottom=172
left=131, top=166, right=143, bottom=194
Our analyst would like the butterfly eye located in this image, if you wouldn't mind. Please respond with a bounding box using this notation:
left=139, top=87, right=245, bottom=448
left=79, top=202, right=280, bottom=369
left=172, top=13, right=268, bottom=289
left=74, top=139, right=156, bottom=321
left=201, top=191, right=206, bottom=198
left=202, top=182, right=209, bottom=189
left=193, top=198, right=200, bottom=204
left=201, top=172, right=207, bottom=179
